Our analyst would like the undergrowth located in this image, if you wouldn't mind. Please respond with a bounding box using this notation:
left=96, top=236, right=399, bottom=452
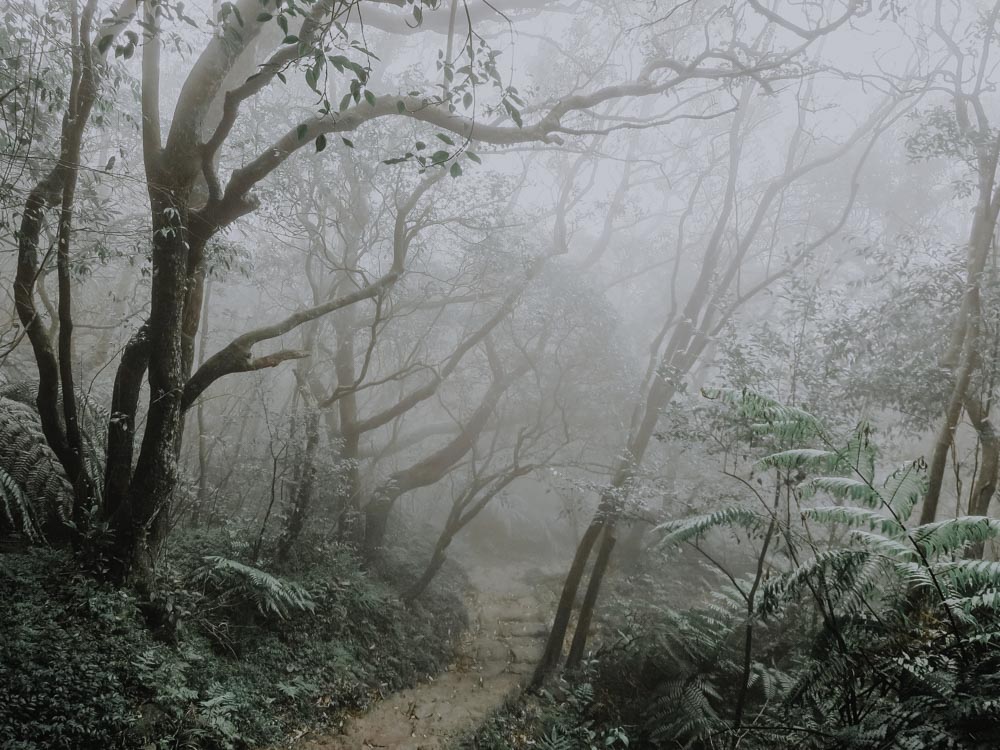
left=458, top=389, right=1000, bottom=749
left=0, top=528, right=466, bottom=749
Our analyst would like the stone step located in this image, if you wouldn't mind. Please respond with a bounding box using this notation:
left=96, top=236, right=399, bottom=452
left=497, top=621, right=548, bottom=638
left=507, top=642, right=543, bottom=664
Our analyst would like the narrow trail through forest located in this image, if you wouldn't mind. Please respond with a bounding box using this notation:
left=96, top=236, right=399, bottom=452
left=290, top=568, right=551, bottom=749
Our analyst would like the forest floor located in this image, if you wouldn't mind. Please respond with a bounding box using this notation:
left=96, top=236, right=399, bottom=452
left=285, top=563, right=553, bottom=749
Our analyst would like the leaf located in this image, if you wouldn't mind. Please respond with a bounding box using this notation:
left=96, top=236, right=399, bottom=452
left=802, top=507, right=904, bottom=537
left=879, top=460, right=927, bottom=521
left=450, top=162, right=462, bottom=177
left=805, top=477, right=880, bottom=507
left=341, top=137, right=354, bottom=148
left=364, top=90, right=376, bottom=107
left=466, top=151, right=481, bottom=163
left=296, top=124, right=308, bottom=141
left=757, top=449, right=836, bottom=470
left=314, top=134, right=327, bottom=153
left=655, top=506, right=766, bottom=547
left=436, top=133, right=455, bottom=145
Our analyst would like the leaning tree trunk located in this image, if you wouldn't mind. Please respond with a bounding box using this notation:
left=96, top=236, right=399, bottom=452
left=966, top=395, right=1000, bottom=558
left=531, top=519, right=604, bottom=687
left=565, top=526, right=616, bottom=669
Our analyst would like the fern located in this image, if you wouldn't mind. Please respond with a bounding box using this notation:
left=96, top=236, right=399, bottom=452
left=757, top=448, right=838, bottom=470
left=0, top=397, right=73, bottom=536
left=0, top=465, right=44, bottom=542
left=801, top=506, right=905, bottom=537
left=629, top=389, right=1000, bottom=749
left=536, top=727, right=574, bottom=750
left=189, top=556, right=315, bottom=620
left=912, top=516, right=1000, bottom=556
left=804, top=476, right=881, bottom=506
left=655, top=506, right=767, bottom=547
left=879, top=461, right=927, bottom=521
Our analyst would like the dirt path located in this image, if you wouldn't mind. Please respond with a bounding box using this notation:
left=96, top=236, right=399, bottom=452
left=290, top=586, right=549, bottom=749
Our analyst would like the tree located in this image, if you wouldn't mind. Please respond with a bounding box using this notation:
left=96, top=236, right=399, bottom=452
left=8, top=0, right=883, bottom=593
left=533, top=16, right=915, bottom=681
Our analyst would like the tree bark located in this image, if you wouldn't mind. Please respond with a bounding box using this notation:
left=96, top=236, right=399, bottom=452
left=531, top=519, right=603, bottom=687
left=965, top=395, right=999, bottom=558
left=565, top=526, right=616, bottom=669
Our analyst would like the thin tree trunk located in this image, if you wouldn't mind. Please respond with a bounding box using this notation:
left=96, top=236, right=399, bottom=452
left=277, top=411, right=320, bottom=562
left=565, top=526, right=616, bottom=669
left=966, top=395, right=999, bottom=558
left=192, top=280, right=213, bottom=528
left=531, top=519, right=603, bottom=687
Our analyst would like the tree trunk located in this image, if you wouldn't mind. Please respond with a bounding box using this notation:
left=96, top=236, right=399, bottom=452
left=531, top=519, right=603, bottom=687
left=966, top=396, right=999, bottom=558
left=110, top=193, right=192, bottom=589
left=405, top=544, right=449, bottom=602
left=277, top=411, right=321, bottom=562
left=566, top=526, right=616, bottom=669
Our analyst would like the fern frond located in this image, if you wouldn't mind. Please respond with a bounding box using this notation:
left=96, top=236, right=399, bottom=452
left=702, top=387, right=822, bottom=443
left=192, top=556, right=315, bottom=620
left=0, top=465, right=44, bottom=542
left=912, top=516, right=1000, bottom=556
left=879, top=461, right=927, bottom=522
left=0, top=397, right=73, bottom=532
left=757, top=448, right=838, bottom=471
left=935, top=559, right=1000, bottom=592
left=802, top=506, right=904, bottom=537
left=655, top=506, right=766, bottom=547
left=805, top=476, right=880, bottom=506
left=848, top=529, right=916, bottom=558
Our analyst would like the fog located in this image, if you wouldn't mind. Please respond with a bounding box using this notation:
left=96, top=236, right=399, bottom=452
left=4, top=1, right=1000, bottom=748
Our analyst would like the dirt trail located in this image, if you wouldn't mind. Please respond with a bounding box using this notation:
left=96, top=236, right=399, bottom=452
left=291, top=577, right=549, bottom=749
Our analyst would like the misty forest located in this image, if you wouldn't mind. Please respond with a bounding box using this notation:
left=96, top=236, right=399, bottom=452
left=12, top=0, right=1000, bottom=748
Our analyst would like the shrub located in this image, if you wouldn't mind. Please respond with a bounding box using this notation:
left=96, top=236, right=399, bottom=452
left=0, top=529, right=468, bottom=749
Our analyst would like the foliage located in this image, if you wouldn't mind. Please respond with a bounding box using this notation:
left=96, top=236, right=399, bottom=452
left=454, top=666, right=631, bottom=750
left=0, top=395, right=73, bottom=538
left=0, top=530, right=466, bottom=749
left=188, top=555, right=316, bottom=621
left=465, top=390, right=1000, bottom=748
left=642, top=392, right=1000, bottom=747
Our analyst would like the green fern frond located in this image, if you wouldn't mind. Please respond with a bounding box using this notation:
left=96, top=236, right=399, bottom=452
left=879, top=461, right=927, bottom=522
left=805, top=476, right=881, bottom=506
left=0, top=465, right=44, bottom=542
left=936, top=559, right=1000, bottom=592
left=757, top=448, right=838, bottom=471
left=848, top=529, right=916, bottom=558
left=802, top=506, right=904, bottom=537
left=702, top=387, right=822, bottom=443
left=0, top=397, right=73, bottom=532
left=192, top=556, right=315, bottom=620
left=655, top=506, right=766, bottom=547
left=912, top=516, right=1000, bottom=556
left=833, top=423, right=877, bottom=482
